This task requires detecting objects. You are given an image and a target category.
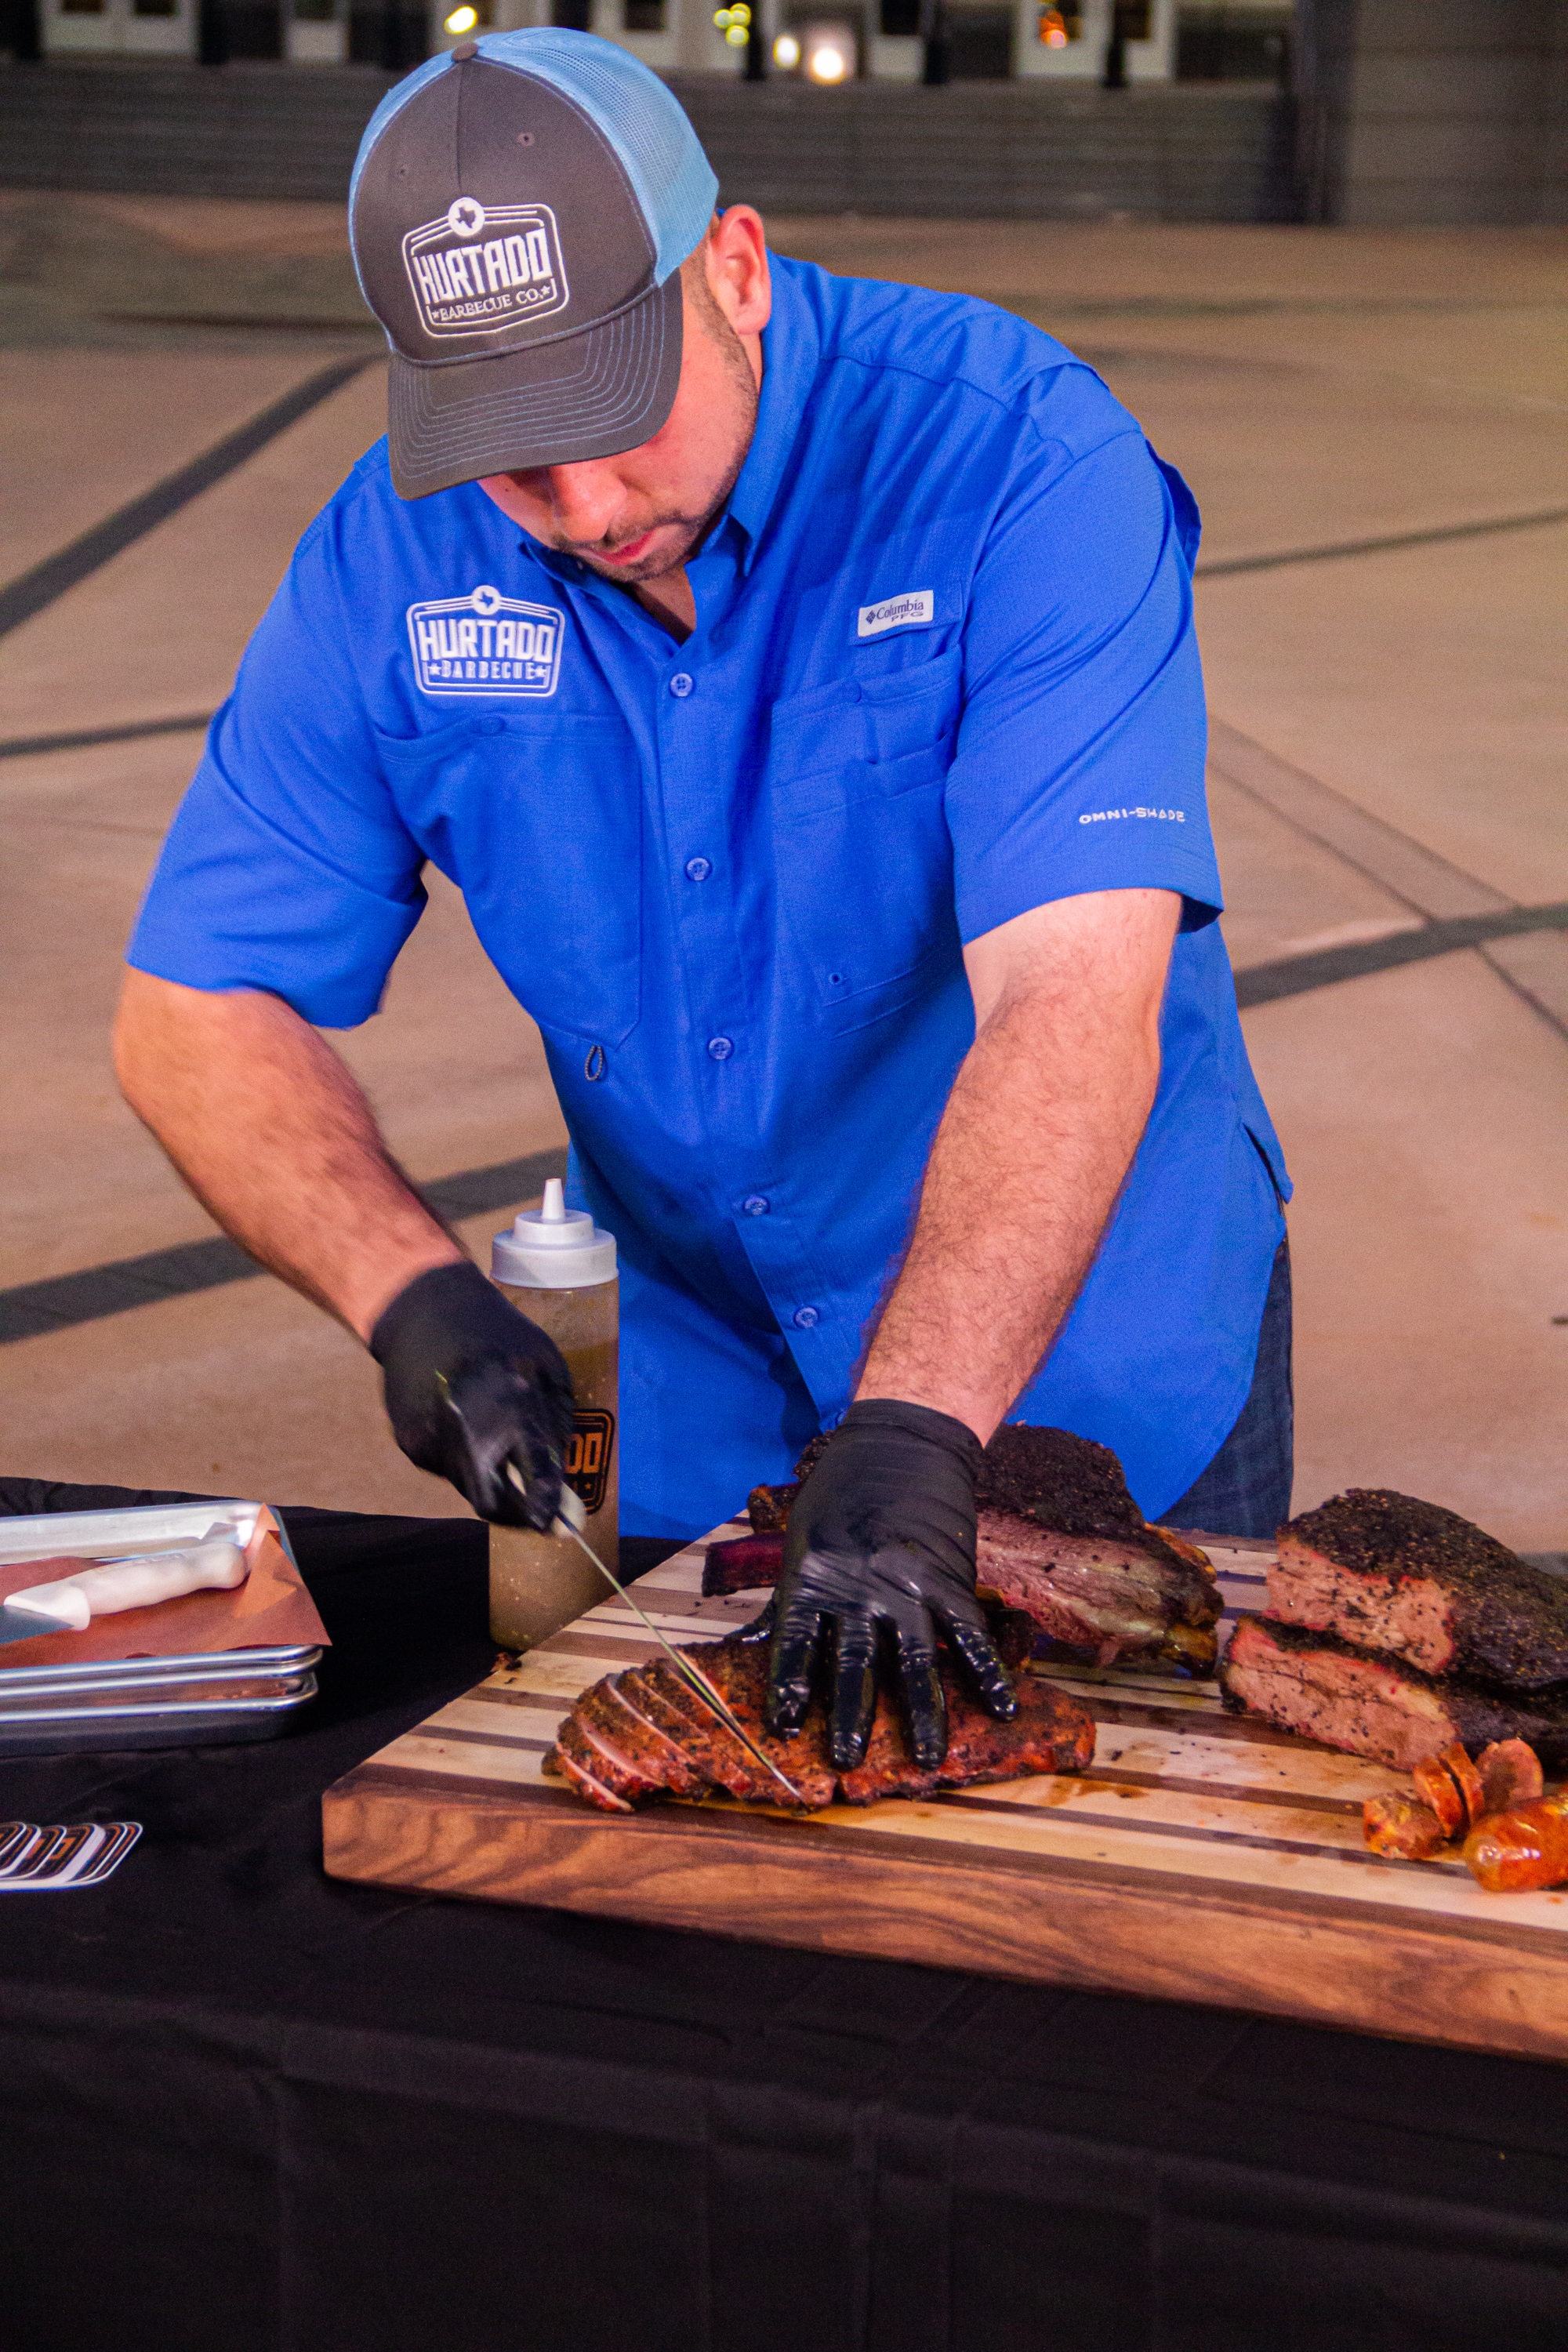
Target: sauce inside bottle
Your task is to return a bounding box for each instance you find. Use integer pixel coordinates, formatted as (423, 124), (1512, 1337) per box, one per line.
(488, 1182), (619, 1650)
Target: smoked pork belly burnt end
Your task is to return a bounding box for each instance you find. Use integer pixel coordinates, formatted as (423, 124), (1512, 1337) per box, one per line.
(547, 1635), (1096, 1813)
(720, 1425), (1223, 1675)
(1270, 1490), (1568, 1690)
(1219, 1614), (1568, 1770)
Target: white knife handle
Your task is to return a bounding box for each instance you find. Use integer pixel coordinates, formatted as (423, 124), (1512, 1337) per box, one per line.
(9, 1538), (249, 1626)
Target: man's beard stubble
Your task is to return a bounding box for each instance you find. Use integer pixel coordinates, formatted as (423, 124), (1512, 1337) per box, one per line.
(564, 295), (759, 588)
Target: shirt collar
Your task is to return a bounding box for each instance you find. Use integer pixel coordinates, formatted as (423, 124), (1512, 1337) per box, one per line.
(723, 256), (820, 574)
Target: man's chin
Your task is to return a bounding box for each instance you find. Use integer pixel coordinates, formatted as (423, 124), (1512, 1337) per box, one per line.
(565, 521), (692, 583)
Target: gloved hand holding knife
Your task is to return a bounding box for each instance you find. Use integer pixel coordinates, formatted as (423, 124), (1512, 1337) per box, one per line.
(764, 1398), (1018, 1770)
(370, 1260), (576, 1530)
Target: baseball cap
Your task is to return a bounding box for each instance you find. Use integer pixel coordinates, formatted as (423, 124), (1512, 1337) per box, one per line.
(349, 29), (720, 500)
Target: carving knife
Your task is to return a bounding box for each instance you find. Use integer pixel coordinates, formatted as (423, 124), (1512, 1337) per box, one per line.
(0, 1536), (249, 1649)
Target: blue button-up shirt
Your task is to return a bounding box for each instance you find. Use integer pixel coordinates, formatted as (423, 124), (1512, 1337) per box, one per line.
(130, 253), (1287, 1537)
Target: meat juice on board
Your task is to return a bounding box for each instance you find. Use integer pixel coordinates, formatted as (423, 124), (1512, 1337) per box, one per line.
(489, 1180), (619, 1649)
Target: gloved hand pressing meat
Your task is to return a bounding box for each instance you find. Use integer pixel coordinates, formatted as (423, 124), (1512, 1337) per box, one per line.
(370, 1260), (575, 1530)
(764, 1399), (1018, 1770)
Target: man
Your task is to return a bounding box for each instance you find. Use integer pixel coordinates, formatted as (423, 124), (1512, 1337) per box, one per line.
(115, 31), (1290, 1771)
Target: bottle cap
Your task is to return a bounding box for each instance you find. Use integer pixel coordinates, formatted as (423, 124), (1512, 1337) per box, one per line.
(492, 1178), (617, 1290)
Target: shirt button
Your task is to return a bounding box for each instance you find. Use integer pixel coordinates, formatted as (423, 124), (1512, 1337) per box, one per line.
(474, 716), (506, 736)
(669, 672), (695, 699)
(793, 1306), (821, 1330)
(707, 1035), (735, 1062)
(684, 856), (713, 882)
(742, 1195), (769, 1217)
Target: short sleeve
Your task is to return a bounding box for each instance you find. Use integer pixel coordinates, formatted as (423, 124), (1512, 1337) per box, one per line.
(126, 504), (426, 1029)
(946, 423), (1220, 944)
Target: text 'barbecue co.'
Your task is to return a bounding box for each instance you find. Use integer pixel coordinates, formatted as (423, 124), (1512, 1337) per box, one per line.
(402, 198), (568, 337)
(407, 585), (564, 698)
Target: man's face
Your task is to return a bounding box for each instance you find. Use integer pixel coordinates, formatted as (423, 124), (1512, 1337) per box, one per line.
(477, 215), (769, 589)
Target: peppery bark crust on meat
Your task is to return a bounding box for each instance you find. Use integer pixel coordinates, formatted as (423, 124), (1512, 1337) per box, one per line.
(1272, 1489), (1568, 1690)
(1219, 1613), (1568, 1770)
(548, 1635), (1096, 1813)
(974, 1424), (1144, 1538)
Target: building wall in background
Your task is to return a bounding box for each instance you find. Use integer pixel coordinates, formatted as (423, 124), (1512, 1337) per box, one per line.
(1295, 0), (1568, 226)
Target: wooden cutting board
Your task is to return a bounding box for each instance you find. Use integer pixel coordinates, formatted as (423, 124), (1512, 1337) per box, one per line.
(322, 1525), (1568, 2065)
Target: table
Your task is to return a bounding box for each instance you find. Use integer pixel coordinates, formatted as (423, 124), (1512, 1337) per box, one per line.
(2, 1476), (1567, 2352)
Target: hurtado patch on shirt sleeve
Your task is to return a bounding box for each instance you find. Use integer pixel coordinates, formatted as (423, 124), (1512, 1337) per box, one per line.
(406, 583), (564, 699)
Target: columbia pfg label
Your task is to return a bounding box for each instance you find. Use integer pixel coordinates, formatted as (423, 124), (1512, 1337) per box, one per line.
(407, 584), (564, 699)
(857, 588), (934, 638)
(402, 198), (568, 340)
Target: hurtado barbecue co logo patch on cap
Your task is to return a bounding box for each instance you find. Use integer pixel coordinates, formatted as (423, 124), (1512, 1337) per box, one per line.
(347, 31), (720, 498)
(402, 198), (569, 339)
(407, 583), (564, 698)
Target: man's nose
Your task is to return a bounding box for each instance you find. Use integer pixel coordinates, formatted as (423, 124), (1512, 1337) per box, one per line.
(541, 463), (625, 546)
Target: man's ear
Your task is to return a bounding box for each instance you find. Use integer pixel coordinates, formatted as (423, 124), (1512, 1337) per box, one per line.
(703, 206), (771, 339)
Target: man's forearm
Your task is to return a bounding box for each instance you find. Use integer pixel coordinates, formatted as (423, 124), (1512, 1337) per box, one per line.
(857, 891), (1178, 1443)
(113, 970), (462, 1341)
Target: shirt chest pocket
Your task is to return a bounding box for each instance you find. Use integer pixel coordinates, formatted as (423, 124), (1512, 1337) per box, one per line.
(768, 649), (964, 1033)
(375, 710), (642, 1047)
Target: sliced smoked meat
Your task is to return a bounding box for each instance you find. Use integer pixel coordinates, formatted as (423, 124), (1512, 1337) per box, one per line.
(1269, 1489), (1568, 1690)
(550, 1635), (1095, 1814)
(1363, 1795), (1447, 1860)
(1219, 1613), (1568, 1770)
(1477, 1737), (1545, 1814)
(1411, 1752), (1467, 1836)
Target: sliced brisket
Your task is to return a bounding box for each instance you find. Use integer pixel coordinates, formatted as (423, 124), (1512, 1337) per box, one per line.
(550, 1634), (1095, 1813)
(1219, 1613), (1568, 1769)
(1270, 1489), (1568, 1690)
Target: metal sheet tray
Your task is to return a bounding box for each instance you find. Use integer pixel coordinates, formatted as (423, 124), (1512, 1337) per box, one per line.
(0, 1500), (321, 1690)
(0, 1672), (318, 1755)
(0, 1646), (323, 1700)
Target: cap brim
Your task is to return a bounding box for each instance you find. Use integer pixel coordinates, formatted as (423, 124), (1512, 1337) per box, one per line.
(387, 271), (682, 501)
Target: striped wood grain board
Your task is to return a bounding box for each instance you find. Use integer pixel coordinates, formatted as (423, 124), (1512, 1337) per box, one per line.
(322, 1525), (1568, 2063)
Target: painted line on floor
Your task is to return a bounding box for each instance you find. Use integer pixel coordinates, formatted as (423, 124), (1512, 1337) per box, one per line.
(1195, 504), (1568, 580)
(0, 1145), (568, 1347)
(0, 713), (215, 762)
(1234, 902), (1568, 1008)
(0, 355), (378, 641)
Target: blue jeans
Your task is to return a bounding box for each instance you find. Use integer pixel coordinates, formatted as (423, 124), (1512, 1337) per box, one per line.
(1163, 1236), (1293, 1537)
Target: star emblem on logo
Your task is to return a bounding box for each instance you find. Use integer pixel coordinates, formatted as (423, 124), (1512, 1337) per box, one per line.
(470, 584), (503, 615)
(447, 196), (486, 238)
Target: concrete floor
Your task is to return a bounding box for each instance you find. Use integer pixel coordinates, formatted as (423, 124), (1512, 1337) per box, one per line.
(2, 197), (1564, 1544)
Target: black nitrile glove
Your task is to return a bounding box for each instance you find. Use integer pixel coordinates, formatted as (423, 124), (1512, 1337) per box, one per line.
(370, 1260), (575, 1530)
(766, 1399), (1017, 1771)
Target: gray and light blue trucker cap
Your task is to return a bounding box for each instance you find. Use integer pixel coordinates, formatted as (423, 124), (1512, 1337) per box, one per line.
(350, 30), (719, 499)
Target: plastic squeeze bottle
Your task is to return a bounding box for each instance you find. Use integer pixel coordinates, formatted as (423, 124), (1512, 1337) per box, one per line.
(488, 1179), (619, 1650)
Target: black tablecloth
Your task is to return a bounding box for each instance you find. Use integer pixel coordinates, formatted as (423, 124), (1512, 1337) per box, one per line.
(3, 1477), (1568, 2352)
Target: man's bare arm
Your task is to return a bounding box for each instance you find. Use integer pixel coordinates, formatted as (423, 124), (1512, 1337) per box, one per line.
(855, 887), (1181, 1443)
(113, 970), (463, 1341)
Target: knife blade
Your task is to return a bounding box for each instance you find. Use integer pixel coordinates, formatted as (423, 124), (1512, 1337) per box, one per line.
(0, 1536), (249, 1649)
